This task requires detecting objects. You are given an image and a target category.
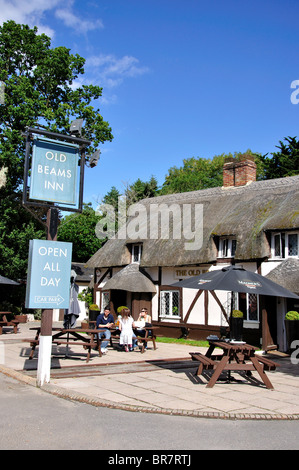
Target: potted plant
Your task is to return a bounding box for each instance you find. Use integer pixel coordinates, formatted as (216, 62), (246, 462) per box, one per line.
(13, 307), (27, 323)
(81, 317), (89, 330)
(78, 287), (93, 306)
(230, 309), (244, 341)
(88, 303), (100, 322)
(285, 311), (299, 353)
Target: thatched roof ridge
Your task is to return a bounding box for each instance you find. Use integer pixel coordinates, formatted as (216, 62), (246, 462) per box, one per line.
(87, 175), (299, 268)
(102, 264), (156, 293)
(266, 258), (299, 294)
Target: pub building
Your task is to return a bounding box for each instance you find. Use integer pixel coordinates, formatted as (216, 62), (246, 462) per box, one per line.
(87, 158), (299, 352)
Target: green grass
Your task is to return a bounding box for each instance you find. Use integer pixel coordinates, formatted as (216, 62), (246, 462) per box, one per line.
(155, 336), (209, 347)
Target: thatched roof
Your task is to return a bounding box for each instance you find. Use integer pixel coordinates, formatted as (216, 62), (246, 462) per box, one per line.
(87, 175), (299, 269)
(265, 259), (299, 294)
(71, 263), (94, 283)
(102, 264), (156, 292)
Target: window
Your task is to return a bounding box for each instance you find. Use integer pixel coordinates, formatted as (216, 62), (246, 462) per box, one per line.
(160, 290), (180, 317)
(218, 237), (237, 258)
(271, 232), (299, 259)
(131, 244), (143, 263)
(101, 291), (110, 310)
(237, 292), (259, 322)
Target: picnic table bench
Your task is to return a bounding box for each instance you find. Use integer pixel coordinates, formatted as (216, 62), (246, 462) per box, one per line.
(89, 322), (158, 353)
(134, 326), (158, 353)
(23, 327), (106, 362)
(190, 340), (279, 389)
(0, 312), (19, 334)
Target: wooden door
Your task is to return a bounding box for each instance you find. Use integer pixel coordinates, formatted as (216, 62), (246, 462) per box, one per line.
(262, 301), (277, 351)
(131, 293), (152, 320)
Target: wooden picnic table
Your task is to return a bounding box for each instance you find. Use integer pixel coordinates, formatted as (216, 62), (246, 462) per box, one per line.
(89, 322), (158, 353)
(190, 340), (279, 389)
(24, 326), (107, 362)
(0, 312), (19, 334)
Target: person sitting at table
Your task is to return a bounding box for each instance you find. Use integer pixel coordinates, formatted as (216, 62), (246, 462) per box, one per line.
(119, 308), (136, 352)
(96, 306), (114, 355)
(133, 308), (152, 348)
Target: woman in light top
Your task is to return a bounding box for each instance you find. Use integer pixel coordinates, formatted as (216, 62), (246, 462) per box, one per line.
(119, 308), (136, 352)
(137, 307), (151, 324)
(134, 308), (152, 349)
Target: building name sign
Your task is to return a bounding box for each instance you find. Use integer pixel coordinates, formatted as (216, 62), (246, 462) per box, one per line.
(29, 136), (79, 206)
(25, 239), (72, 309)
(174, 267), (207, 279)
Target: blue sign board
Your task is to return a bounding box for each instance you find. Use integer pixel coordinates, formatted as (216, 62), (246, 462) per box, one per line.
(29, 136), (79, 206)
(25, 239), (73, 309)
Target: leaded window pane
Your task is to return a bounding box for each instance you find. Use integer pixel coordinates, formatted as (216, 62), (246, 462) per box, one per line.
(288, 234), (298, 256)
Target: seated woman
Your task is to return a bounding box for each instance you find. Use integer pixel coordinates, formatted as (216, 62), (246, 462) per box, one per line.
(133, 308), (152, 348)
(118, 308), (136, 352)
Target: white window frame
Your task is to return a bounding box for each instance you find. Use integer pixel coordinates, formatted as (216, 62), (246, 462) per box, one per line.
(271, 232), (299, 259)
(131, 244), (143, 264)
(160, 289), (181, 319)
(218, 237), (237, 258)
(229, 292), (259, 325)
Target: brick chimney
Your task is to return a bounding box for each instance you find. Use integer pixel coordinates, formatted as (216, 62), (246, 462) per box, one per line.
(223, 156), (256, 188)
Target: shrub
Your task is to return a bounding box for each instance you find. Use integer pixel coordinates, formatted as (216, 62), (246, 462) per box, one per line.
(285, 311), (299, 321)
(89, 304), (99, 310)
(232, 309), (243, 318)
(117, 306), (128, 313)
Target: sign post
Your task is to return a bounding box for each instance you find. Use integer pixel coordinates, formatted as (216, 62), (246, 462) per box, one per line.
(26, 234), (72, 386)
(23, 127), (90, 386)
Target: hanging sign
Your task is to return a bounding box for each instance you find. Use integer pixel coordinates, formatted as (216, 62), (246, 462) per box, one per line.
(29, 136), (79, 205)
(25, 239), (72, 309)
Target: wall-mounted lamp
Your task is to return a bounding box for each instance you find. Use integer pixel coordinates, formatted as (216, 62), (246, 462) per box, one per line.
(87, 149), (101, 168)
(69, 118), (84, 136)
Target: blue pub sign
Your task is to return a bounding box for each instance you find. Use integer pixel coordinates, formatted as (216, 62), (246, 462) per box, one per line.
(25, 239), (73, 309)
(29, 136), (79, 206)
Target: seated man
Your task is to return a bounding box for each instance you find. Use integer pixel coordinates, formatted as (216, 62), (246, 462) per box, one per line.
(96, 306), (114, 354)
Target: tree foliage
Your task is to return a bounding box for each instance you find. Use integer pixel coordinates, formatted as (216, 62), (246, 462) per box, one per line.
(260, 136), (299, 180)
(57, 203), (103, 262)
(124, 176), (159, 204)
(0, 20), (113, 193)
(160, 151), (264, 195)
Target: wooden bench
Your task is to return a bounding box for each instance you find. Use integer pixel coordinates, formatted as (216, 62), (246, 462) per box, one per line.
(135, 334), (157, 353)
(256, 355), (280, 371)
(52, 340), (101, 362)
(0, 320), (19, 334)
(23, 339), (39, 359)
(190, 352), (216, 375)
(23, 337), (103, 362)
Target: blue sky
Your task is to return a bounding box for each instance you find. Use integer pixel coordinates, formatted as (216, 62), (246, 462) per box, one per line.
(1, 0), (299, 208)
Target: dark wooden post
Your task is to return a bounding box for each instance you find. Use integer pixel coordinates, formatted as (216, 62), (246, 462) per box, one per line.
(37, 207), (59, 386)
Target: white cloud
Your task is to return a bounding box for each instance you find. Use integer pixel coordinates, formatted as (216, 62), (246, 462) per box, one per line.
(0, 0), (103, 36)
(86, 54), (150, 88)
(55, 6), (103, 34)
(0, 0), (60, 36)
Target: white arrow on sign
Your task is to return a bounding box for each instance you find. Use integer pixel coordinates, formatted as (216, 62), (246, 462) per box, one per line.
(34, 294), (65, 306)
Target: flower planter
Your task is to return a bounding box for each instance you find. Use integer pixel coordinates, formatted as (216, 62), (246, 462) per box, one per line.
(230, 317), (243, 341)
(81, 321), (89, 330)
(14, 314), (27, 323)
(88, 309), (99, 322)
